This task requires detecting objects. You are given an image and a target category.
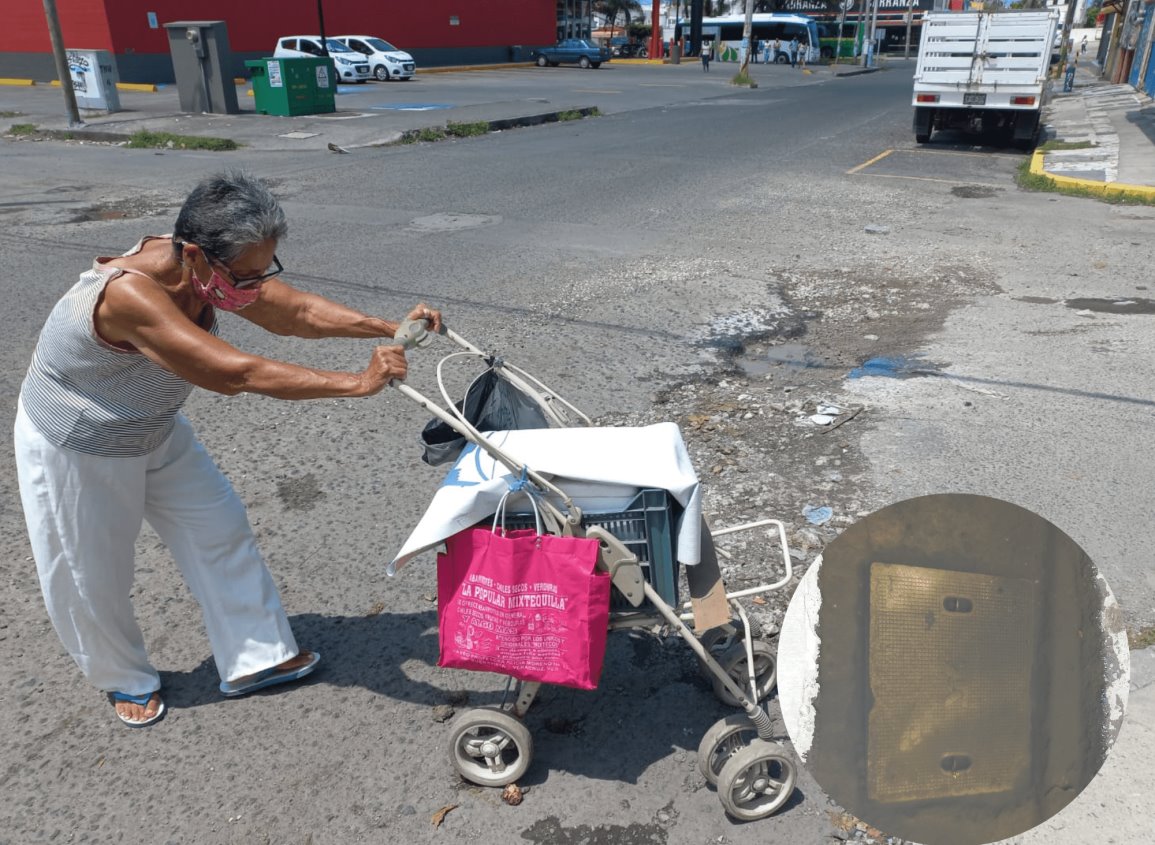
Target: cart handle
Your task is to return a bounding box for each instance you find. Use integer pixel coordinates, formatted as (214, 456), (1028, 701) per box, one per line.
(388, 319), (583, 531)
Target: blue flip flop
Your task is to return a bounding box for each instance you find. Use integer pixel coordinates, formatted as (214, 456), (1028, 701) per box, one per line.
(219, 651), (321, 698)
(110, 690), (166, 728)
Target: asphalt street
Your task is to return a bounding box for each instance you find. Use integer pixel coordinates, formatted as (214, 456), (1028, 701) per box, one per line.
(1, 62), (1152, 844)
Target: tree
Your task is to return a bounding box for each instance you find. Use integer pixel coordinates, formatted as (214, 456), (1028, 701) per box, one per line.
(596, 0), (644, 41)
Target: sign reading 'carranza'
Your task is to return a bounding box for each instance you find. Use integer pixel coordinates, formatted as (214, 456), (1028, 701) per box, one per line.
(778, 0), (935, 12)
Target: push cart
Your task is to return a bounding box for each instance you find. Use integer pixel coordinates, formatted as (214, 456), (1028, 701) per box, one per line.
(387, 320), (799, 821)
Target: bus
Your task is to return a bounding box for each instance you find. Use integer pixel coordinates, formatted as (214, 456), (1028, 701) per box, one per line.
(815, 21), (863, 60)
(676, 14), (821, 64)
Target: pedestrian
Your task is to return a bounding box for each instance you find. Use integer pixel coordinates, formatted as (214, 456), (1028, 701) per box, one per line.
(798, 39), (808, 70)
(1063, 54), (1076, 92)
(789, 36), (799, 68)
(14, 170), (443, 728)
(1080, 35), (1088, 55)
(773, 38), (781, 64)
(701, 41), (711, 72)
(762, 39), (770, 64)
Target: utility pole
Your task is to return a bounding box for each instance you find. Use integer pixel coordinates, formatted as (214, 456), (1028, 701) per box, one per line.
(904, 0), (914, 59)
(740, 0), (755, 73)
(1057, 0), (1080, 73)
(41, 0), (83, 127)
(317, 0), (329, 56)
(836, 0), (850, 64)
(868, 0), (881, 67)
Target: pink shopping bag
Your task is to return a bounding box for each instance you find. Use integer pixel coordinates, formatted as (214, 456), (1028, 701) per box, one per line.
(437, 525), (611, 690)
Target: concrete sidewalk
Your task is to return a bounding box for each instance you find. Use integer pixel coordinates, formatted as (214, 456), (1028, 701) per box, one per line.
(1039, 64), (1155, 196)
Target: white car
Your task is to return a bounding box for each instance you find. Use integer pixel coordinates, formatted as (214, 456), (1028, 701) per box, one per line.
(333, 35), (416, 81)
(273, 36), (371, 83)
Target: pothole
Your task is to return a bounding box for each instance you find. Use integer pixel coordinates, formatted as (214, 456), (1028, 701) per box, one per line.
(736, 342), (827, 377)
(408, 212), (501, 232)
(951, 185), (998, 199)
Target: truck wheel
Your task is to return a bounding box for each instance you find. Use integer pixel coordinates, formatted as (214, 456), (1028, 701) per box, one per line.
(914, 107), (934, 144)
(537, 55), (548, 67)
(579, 56), (591, 69)
(821, 46), (834, 59)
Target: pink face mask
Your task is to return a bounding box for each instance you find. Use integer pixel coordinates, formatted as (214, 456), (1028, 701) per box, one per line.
(190, 266), (261, 311)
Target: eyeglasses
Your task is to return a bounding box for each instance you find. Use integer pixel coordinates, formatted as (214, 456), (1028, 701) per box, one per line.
(202, 248), (283, 289)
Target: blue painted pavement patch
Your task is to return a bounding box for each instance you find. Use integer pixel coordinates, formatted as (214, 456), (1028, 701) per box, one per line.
(370, 103), (455, 111)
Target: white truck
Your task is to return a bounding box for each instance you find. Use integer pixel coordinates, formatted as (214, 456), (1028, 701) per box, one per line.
(912, 10), (1060, 148)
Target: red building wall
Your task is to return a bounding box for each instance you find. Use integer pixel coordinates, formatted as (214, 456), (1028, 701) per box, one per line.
(6, 0), (115, 52)
(3, 1), (554, 59)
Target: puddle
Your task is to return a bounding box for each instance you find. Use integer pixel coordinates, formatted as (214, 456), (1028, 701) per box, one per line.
(1064, 297), (1155, 314)
(849, 355), (942, 379)
(72, 208), (129, 222)
(737, 342), (825, 376)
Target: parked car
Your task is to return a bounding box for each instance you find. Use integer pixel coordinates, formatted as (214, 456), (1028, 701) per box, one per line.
(333, 35), (416, 81)
(613, 42), (649, 58)
(531, 39), (612, 69)
(273, 36), (371, 83)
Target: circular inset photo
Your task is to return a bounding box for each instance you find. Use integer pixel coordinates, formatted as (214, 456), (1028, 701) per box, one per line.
(777, 494), (1129, 845)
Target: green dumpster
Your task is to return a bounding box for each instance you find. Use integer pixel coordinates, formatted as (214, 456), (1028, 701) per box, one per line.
(246, 57), (336, 117)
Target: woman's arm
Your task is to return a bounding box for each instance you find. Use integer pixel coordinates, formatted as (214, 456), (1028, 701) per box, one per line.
(99, 275), (407, 399)
(238, 278), (441, 340)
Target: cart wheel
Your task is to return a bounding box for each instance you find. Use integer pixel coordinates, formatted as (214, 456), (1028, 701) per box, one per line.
(716, 739), (797, 821)
(697, 713), (759, 786)
(712, 640), (776, 707)
(447, 707), (533, 787)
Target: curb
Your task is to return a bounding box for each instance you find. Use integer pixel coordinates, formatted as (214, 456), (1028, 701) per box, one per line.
(375, 106), (601, 148)
(4, 127), (132, 143)
(418, 63), (534, 74)
(1029, 149), (1155, 200)
(835, 67), (883, 77)
(0, 78), (36, 86)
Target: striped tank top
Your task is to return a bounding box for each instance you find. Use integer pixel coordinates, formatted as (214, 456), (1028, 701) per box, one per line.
(19, 236), (219, 457)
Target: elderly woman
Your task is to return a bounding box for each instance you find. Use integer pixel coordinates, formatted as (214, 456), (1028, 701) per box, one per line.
(14, 171), (441, 727)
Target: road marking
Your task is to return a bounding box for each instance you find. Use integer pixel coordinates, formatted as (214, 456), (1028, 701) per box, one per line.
(895, 148), (1023, 160)
(858, 173), (1006, 188)
(847, 149), (893, 174)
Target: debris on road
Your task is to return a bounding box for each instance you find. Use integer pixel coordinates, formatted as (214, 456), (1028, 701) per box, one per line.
(431, 804), (458, 828)
(502, 784), (524, 806)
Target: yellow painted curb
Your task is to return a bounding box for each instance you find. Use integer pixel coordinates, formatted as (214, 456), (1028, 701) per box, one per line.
(0, 78), (36, 86)
(1030, 149), (1155, 200)
(50, 79), (157, 92)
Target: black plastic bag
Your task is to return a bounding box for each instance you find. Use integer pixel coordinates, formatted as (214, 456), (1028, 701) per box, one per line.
(419, 368), (550, 466)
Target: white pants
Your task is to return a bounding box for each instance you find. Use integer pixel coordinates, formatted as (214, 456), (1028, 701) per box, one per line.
(14, 402), (297, 695)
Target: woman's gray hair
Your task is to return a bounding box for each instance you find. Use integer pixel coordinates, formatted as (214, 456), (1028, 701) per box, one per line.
(173, 170), (288, 263)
